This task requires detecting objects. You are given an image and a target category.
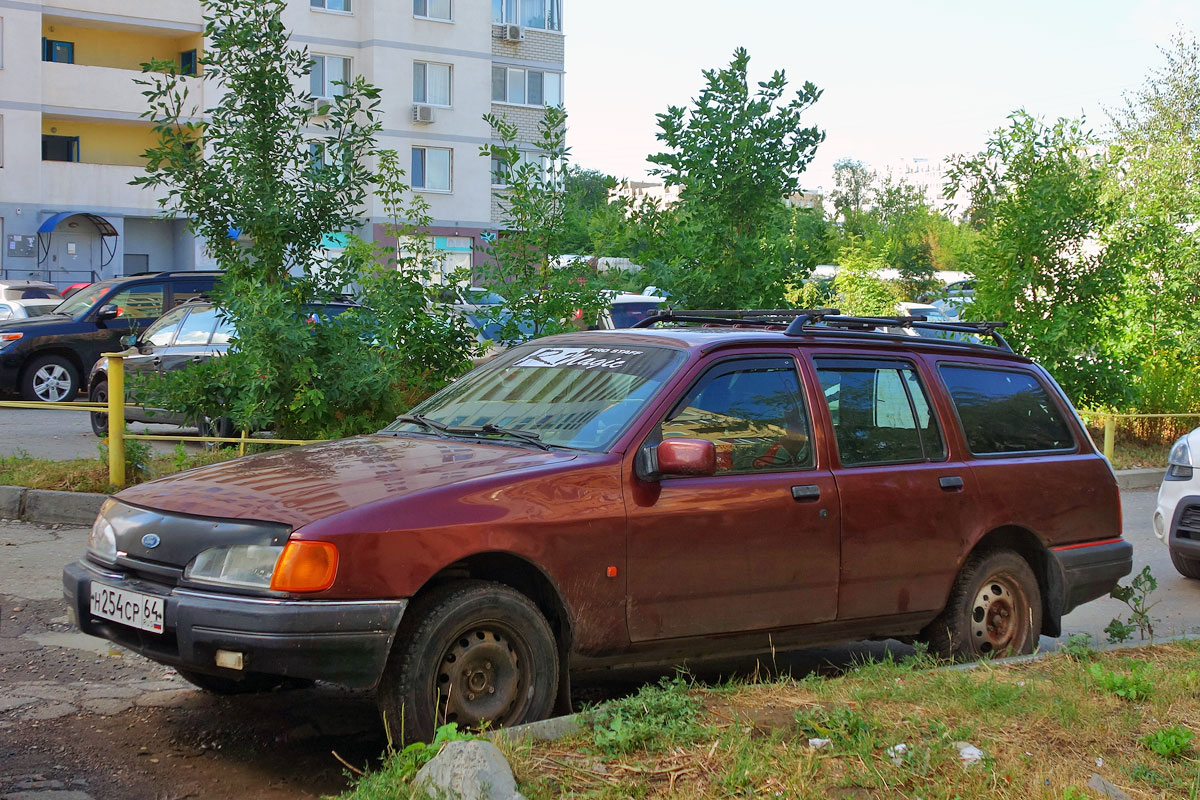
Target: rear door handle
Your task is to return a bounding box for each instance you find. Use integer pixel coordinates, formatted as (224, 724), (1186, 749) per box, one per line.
(791, 484), (821, 502)
(939, 476), (965, 491)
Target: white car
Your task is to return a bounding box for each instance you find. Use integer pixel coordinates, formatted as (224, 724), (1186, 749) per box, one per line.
(596, 292), (666, 329)
(1153, 428), (1200, 579)
(0, 298), (61, 321)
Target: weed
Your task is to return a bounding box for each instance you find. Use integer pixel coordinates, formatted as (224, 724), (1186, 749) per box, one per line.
(1087, 661), (1155, 701)
(171, 442), (191, 472)
(1060, 632), (1097, 660)
(1062, 786), (1089, 800)
(793, 704), (878, 752)
(1140, 725), (1196, 759)
(584, 674), (706, 756)
(1108, 566), (1160, 642)
(335, 722), (474, 799)
(1127, 763), (1171, 787)
(96, 437), (154, 483)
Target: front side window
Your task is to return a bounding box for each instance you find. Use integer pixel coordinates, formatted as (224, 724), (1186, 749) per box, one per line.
(143, 306), (189, 347)
(411, 146), (451, 191)
(386, 343), (686, 451)
(939, 365), (1075, 454)
(815, 358), (946, 466)
(492, 0), (561, 30)
(413, 0), (451, 20)
(310, 55), (350, 98)
(109, 283), (164, 320)
(659, 358), (813, 474)
(491, 66), (563, 106)
(175, 307), (218, 345)
(311, 0), (351, 11)
(413, 61), (451, 106)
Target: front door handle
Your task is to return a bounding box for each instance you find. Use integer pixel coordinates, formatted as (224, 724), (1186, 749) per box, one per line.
(791, 484), (821, 502)
(151, 357), (162, 367)
(939, 476), (965, 491)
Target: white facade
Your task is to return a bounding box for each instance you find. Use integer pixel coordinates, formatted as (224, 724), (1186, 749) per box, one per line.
(0, 0), (565, 285)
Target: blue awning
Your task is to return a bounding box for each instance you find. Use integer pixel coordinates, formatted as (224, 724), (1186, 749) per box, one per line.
(37, 212), (118, 237)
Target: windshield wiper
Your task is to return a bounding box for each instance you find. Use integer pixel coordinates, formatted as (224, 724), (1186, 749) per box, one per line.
(393, 413), (451, 437)
(444, 423), (551, 451)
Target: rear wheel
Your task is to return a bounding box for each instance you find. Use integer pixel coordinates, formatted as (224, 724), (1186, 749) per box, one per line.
(175, 668), (312, 695)
(1170, 548), (1200, 580)
(924, 550), (1042, 660)
(21, 354), (79, 402)
(89, 379), (109, 437)
(377, 580), (559, 744)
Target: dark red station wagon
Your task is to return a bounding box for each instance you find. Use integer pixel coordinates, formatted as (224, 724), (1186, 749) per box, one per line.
(63, 310), (1131, 741)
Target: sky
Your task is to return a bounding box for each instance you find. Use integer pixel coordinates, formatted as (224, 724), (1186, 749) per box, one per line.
(565, 0), (1200, 195)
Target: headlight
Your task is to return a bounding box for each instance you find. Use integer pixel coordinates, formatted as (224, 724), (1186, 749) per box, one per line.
(184, 545), (284, 589)
(87, 514), (118, 565)
(1167, 436), (1193, 481)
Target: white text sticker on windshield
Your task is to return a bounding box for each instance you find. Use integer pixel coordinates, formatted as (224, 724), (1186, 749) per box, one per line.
(514, 347), (643, 370)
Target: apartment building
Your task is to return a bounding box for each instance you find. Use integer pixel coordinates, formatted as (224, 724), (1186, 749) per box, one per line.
(0, 0), (565, 286)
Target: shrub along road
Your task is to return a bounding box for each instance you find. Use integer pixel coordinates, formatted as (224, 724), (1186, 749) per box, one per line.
(0, 489), (1195, 798)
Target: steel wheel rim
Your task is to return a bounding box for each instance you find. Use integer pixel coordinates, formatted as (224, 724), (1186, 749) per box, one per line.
(435, 623), (532, 730)
(969, 574), (1029, 656)
(93, 385), (108, 428)
(33, 365), (71, 401)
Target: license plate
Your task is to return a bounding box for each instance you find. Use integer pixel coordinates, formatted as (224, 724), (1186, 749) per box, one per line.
(89, 581), (165, 634)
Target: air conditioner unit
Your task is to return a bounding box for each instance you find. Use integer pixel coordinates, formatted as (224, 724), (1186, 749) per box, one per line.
(504, 24), (524, 41)
(412, 103), (435, 124)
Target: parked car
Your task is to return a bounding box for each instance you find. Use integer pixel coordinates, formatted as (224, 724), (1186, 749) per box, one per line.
(0, 271), (221, 402)
(0, 280), (63, 303)
(596, 292), (666, 329)
(1153, 428), (1200, 579)
(63, 309), (1129, 743)
(63, 282), (92, 298)
(87, 297), (360, 436)
(0, 298), (62, 321)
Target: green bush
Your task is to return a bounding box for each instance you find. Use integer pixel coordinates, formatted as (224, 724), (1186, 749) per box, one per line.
(584, 674), (706, 756)
(1140, 725), (1195, 760)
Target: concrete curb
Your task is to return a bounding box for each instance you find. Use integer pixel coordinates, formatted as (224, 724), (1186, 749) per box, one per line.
(1115, 468), (1165, 490)
(942, 632), (1200, 672)
(0, 486), (107, 526)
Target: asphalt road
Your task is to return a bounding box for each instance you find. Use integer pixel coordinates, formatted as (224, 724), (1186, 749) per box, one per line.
(0, 406), (206, 461)
(1, 488), (1195, 799)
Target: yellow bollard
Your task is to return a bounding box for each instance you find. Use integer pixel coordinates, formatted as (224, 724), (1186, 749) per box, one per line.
(239, 428), (248, 458)
(103, 352), (126, 488)
(1103, 415), (1115, 463)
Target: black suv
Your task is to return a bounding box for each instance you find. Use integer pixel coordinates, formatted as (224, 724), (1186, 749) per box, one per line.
(0, 271), (222, 402)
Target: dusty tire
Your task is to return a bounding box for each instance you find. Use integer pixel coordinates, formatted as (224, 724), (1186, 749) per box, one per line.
(21, 354), (79, 402)
(89, 379), (109, 437)
(1170, 549), (1200, 580)
(203, 415), (236, 446)
(924, 550), (1042, 660)
(175, 668), (312, 695)
(377, 580), (558, 744)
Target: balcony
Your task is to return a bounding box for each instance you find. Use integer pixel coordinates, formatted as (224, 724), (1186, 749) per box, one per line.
(43, 2), (203, 30)
(40, 161), (163, 213)
(42, 61), (203, 119)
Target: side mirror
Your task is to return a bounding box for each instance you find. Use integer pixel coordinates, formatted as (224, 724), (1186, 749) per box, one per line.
(96, 304), (120, 322)
(637, 438), (716, 480)
(119, 334), (138, 348)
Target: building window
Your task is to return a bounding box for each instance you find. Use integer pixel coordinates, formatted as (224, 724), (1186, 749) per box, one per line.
(42, 135), (79, 163)
(0, 18), (5, 70)
(180, 49), (197, 76)
(413, 0), (451, 21)
(491, 66), (562, 107)
(311, 0), (351, 11)
(491, 152), (551, 187)
(413, 62), (451, 106)
(310, 55), (350, 99)
(412, 146), (451, 192)
(492, 0), (561, 31)
(42, 39), (74, 64)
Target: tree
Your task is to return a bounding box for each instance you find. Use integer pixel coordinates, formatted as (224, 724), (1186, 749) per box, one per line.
(945, 111), (1123, 405)
(1104, 28), (1200, 412)
(561, 166), (617, 254)
(132, 0), (471, 437)
(477, 106), (609, 344)
(831, 239), (900, 316)
(830, 158), (876, 236)
(646, 47), (825, 308)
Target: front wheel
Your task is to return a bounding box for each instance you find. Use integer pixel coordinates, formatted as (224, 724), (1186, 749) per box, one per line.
(377, 580), (559, 744)
(21, 354), (79, 402)
(1170, 548), (1200, 580)
(89, 379), (109, 437)
(924, 550), (1042, 660)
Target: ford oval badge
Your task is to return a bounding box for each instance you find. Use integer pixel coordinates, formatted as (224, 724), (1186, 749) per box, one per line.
(141, 533), (161, 549)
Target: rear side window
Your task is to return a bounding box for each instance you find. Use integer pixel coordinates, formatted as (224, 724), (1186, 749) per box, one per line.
(938, 365), (1074, 454)
(815, 358), (945, 466)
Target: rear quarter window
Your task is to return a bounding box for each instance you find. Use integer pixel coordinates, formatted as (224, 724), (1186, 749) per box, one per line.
(938, 364), (1075, 455)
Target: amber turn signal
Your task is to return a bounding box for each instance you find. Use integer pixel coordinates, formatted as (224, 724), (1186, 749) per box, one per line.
(270, 541), (338, 592)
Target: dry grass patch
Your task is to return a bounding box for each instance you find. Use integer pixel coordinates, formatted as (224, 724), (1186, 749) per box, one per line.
(0, 446), (238, 494)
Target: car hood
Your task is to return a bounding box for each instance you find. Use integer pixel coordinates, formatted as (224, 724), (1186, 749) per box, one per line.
(0, 312), (78, 332)
(115, 434), (578, 529)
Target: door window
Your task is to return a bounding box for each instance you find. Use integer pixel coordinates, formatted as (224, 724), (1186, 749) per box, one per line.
(174, 306), (218, 345)
(659, 358), (812, 473)
(142, 305), (188, 346)
(108, 283), (164, 320)
(938, 365), (1074, 454)
(815, 358), (945, 466)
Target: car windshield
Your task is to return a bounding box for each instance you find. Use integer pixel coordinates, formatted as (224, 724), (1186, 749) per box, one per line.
(610, 301), (663, 328)
(14, 287), (62, 300)
(384, 342), (686, 451)
(23, 304), (59, 318)
(53, 280), (120, 316)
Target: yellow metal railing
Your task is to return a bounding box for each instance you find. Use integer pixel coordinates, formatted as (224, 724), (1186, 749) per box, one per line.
(0, 352), (320, 487)
(1078, 410), (1200, 462)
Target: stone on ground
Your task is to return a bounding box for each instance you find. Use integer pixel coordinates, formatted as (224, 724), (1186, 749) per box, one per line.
(413, 739), (525, 800)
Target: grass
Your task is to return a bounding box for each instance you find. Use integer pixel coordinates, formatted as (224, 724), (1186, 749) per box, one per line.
(0, 444), (238, 494)
(1108, 440), (1172, 471)
(337, 641), (1200, 799)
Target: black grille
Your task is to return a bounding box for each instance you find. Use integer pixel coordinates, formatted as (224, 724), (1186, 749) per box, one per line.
(1179, 505), (1200, 538)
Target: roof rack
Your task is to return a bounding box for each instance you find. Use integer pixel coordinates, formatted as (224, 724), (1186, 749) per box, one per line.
(632, 308), (1013, 353)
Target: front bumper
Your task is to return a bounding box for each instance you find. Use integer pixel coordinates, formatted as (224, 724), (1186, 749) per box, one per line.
(64, 559), (406, 689)
(1052, 538), (1134, 615)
